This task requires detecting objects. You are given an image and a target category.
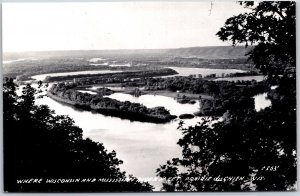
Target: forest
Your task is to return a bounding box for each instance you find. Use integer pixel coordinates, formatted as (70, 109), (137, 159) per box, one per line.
(43, 68), (177, 83)
(143, 76), (269, 115)
(48, 83), (177, 123)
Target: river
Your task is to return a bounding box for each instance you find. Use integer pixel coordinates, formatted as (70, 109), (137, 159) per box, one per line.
(26, 68), (267, 190)
(3, 57), (38, 64)
(34, 91), (201, 190)
(168, 66), (246, 77)
(31, 70), (123, 81)
(106, 93), (200, 116)
(253, 93), (271, 111)
(32, 88), (270, 190)
(214, 75), (264, 82)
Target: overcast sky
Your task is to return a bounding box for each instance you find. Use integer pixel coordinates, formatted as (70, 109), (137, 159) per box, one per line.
(3, 1), (247, 52)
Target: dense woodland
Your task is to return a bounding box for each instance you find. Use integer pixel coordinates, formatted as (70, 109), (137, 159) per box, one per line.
(48, 83), (176, 123)
(44, 68), (177, 83)
(143, 76), (268, 115)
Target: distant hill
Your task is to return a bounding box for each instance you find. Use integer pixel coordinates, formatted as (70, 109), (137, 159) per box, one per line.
(166, 46), (253, 59)
(3, 46), (253, 61)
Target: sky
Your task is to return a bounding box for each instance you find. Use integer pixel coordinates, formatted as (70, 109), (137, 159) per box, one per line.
(3, 1), (247, 52)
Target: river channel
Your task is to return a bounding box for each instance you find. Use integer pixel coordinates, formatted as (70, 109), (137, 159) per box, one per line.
(28, 68), (268, 190)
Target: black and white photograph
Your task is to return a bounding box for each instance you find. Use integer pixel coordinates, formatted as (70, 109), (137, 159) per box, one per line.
(2, 1), (297, 192)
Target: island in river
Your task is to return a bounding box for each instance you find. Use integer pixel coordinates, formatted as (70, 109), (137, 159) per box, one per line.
(48, 83), (177, 123)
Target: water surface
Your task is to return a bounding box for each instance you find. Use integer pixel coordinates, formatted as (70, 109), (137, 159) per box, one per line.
(168, 67), (246, 77)
(254, 93), (271, 111)
(106, 93), (200, 116)
(31, 70), (123, 81)
(32, 87), (202, 190)
(20, 80), (271, 190)
(89, 57), (106, 62)
(214, 75), (264, 82)
(77, 90), (97, 95)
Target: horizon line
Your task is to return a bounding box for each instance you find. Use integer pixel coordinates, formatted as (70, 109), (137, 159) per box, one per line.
(3, 45), (252, 54)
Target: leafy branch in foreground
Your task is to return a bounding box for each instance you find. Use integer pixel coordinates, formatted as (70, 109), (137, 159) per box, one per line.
(217, 1), (295, 80)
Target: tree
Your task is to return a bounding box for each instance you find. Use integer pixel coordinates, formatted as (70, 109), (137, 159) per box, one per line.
(217, 1), (295, 81)
(157, 1), (296, 191)
(3, 79), (153, 192)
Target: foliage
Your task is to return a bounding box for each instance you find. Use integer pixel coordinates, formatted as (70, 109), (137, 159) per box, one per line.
(48, 83), (176, 123)
(217, 1), (295, 80)
(44, 68), (177, 83)
(3, 78), (153, 192)
(157, 1), (296, 191)
(145, 76), (266, 95)
(158, 103), (296, 191)
(145, 76), (268, 115)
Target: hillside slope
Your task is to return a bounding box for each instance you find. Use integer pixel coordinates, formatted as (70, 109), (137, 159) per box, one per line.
(166, 46), (253, 59)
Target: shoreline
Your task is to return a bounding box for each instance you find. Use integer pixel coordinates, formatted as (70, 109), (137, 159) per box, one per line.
(47, 91), (177, 124)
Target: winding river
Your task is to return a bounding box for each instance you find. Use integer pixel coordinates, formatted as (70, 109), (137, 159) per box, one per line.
(27, 68), (268, 190)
